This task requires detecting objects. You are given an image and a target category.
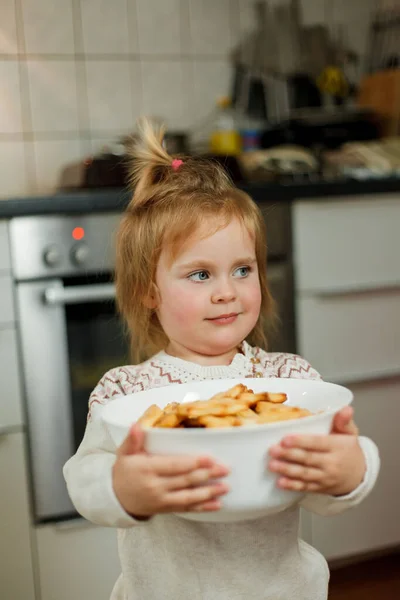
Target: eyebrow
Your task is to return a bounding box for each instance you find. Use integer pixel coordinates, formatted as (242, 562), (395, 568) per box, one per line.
(177, 257), (257, 271)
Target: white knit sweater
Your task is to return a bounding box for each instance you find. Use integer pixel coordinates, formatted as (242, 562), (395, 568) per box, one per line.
(63, 343), (380, 600)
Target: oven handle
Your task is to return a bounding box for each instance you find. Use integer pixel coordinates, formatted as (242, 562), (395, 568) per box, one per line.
(44, 283), (116, 305)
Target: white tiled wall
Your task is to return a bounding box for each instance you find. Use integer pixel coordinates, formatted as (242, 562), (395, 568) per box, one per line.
(0, 0), (376, 198)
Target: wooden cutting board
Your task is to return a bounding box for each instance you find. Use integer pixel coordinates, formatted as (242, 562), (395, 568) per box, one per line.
(357, 69), (400, 135)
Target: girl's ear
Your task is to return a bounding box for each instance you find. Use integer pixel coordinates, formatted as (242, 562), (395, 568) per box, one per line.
(143, 283), (159, 309)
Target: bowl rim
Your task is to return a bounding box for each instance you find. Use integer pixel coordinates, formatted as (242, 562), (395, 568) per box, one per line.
(101, 378), (353, 436)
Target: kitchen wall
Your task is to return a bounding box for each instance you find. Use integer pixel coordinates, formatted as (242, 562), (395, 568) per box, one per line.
(0, 0), (376, 198)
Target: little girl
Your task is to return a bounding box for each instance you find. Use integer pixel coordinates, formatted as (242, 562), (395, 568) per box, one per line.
(64, 119), (380, 600)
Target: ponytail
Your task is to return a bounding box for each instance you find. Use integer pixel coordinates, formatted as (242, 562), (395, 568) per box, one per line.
(128, 118), (173, 207)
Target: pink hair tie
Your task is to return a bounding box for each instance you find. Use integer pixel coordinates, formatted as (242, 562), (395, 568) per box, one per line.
(171, 159), (183, 171)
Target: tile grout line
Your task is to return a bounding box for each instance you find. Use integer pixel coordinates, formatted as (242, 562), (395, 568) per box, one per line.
(180, 0), (193, 128)
(71, 0), (91, 154)
(127, 0), (144, 127)
(0, 53), (232, 61)
(229, 0), (239, 56)
(229, 0), (240, 102)
(13, 0), (37, 194)
(180, 0), (191, 55)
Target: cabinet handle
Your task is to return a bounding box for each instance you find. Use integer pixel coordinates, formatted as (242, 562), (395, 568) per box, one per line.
(336, 369), (400, 387)
(314, 284), (400, 298)
(0, 424), (21, 437)
(54, 518), (92, 531)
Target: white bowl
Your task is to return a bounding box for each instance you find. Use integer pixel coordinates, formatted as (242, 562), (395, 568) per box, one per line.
(102, 378), (352, 523)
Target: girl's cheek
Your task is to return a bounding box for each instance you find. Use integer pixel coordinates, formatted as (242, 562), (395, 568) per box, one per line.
(245, 281), (262, 308)
(165, 288), (202, 324)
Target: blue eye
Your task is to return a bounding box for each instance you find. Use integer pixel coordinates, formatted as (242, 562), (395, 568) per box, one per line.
(234, 266), (250, 278)
(188, 270), (209, 282)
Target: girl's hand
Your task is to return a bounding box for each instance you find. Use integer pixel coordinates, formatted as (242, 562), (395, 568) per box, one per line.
(268, 407), (366, 496)
(112, 424), (230, 518)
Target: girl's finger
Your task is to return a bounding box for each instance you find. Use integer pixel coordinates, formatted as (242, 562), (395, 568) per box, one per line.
(117, 424), (145, 456)
(331, 407), (359, 435)
(269, 446), (324, 468)
(281, 434), (332, 452)
(165, 464), (229, 491)
(189, 499), (223, 512)
(277, 477), (322, 492)
(269, 459), (323, 483)
(149, 454), (216, 476)
(164, 482), (229, 510)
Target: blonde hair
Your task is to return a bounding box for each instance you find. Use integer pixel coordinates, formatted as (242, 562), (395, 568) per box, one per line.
(116, 118), (276, 363)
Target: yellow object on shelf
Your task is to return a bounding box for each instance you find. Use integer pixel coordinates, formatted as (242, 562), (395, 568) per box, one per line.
(210, 131), (242, 155)
(209, 96), (242, 155)
(317, 66), (349, 97)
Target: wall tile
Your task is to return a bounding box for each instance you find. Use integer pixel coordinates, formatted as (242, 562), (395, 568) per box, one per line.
(88, 136), (117, 154)
(25, 60), (79, 133)
(0, 60), (23, 133)
(21, 0), (75, 54)
(3, 0), (380, 200)
(237, 0), (257, 37)
(81, 0), (132, 54)
(85, 60), (141, 133)
(33, 139), (82, 193)
(0, 142), (28, 198)
(190, 59), (232, 124)
(141, 60), (185, 129)
(300, 0), (326, 25)
(189, 0), (233, 55)
(331, 0), (376, 60)
(136, 0), (182, 55)
(0, 0), (19, 54)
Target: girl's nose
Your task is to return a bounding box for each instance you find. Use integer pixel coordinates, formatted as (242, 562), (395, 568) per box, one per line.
(211, 282), (237, 304)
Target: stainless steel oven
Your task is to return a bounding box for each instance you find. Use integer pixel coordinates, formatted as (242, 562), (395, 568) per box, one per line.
(10, 213), (128, 522)
(9, 204), (294, 524)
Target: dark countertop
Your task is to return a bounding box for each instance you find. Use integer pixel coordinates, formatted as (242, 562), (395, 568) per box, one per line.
(1, 177), (400, 218)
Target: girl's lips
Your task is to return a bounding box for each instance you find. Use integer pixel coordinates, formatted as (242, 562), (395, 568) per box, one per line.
(207, 313), (239, 325)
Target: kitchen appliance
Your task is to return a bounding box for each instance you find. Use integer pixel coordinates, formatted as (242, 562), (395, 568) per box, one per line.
(59, 132), (189, 190)
(59, 149), (243, 190)
(260, 109), (381, 150)
(9, 206), (294, 523)
(59, 152), (129, 189)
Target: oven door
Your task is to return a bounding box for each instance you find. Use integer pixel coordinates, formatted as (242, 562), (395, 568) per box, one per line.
(16, 278), (127, 522)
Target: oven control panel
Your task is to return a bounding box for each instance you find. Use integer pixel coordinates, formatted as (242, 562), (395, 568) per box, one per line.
(9, 213), (122, 280)
(70, 242), (89, 266)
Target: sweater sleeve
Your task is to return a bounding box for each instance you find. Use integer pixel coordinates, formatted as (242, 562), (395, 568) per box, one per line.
(300, 436), (380, 516)
(63, 370), (143, 528)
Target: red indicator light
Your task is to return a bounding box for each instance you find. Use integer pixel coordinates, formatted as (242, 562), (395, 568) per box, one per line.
(72, 227), (85, 241)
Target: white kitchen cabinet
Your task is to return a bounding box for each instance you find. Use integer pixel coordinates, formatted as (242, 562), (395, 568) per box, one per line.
(293, 196), (400, 562)
(36, 520), (120, 600)
(293, 195), (400, 293)
(0, 221), (11, 271)
(311, 377), (400, 561)
(0, 432), (36, 600)
(0, 275), (14, 324)
(0, 327), (24, 428)
(296, 288), (400, 383)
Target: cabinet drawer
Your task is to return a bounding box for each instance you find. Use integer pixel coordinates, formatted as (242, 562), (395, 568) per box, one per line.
(0, 221), (10, 271)
(0, 432), (35, 600)
(0, 275), (14, 324)
(296, 288), (400, 382)
(36, 521), (120, 600)
(0, 328), (23, 428)
(293, 196), (400, 293)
